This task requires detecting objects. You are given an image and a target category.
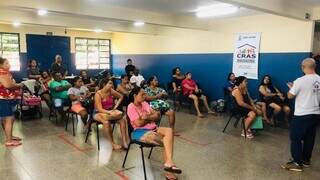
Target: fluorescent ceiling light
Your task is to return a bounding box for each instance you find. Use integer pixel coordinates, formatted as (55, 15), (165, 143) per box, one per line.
(37, 9), (48, 16)
(94, 29), (103, 33)
(13, 21), (21, 27)
(133, 21), (145, 27)
(195, 3), (239, 18)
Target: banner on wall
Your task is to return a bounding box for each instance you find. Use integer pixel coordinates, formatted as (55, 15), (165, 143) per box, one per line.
(232, 32), (261, 79)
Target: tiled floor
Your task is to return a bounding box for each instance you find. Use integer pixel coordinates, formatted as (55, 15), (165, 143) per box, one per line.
(0, 108), (320, 180)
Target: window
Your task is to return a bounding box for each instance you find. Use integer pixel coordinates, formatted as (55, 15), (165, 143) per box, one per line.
(0, 33), (20, 71)
(75, 38), (111, 69)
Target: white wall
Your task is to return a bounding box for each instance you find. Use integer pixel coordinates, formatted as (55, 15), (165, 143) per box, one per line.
(112, 14), (314, 54)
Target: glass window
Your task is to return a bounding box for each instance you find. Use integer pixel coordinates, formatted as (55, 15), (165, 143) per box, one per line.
(0, 33), (20, 71)
(75, 38), (111, 70)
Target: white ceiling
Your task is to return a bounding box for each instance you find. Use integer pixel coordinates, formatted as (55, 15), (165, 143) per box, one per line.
(0, 0), (318, 34)
(77, 0), (259, 17)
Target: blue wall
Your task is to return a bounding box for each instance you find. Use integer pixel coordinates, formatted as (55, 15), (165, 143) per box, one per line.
(112, 52), (310, 100)
(13, 51), (310, 101)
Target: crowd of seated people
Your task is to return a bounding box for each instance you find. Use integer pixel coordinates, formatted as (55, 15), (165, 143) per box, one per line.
(226, 72), (292, 138)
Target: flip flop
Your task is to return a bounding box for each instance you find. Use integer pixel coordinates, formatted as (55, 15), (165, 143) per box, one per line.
(164, 165), (182, 174)
(12, 136), (22, 141)
(5, 141), (22, 147)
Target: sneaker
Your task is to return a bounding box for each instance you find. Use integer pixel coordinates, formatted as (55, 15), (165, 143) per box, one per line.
(302, 161), (311, 168)
(281, 161), (303, 172)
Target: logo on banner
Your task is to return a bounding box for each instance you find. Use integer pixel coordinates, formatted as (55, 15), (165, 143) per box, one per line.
(236, 44), (256, 63)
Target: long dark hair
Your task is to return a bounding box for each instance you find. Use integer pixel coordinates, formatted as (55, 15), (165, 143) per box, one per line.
(234, 76), (247, 86)
(260, 75), (276, 93)
(98, 78), (113, 90)
(172, 67), (180, 75)
(227, 72), (235, 81)
(147, 76), (157, 86)
(129, 87), (142, 103)
(0, 57), (7, 65)
(28, 59), (38, 68)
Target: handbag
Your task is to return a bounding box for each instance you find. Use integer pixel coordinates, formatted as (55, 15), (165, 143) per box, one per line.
(251, 116), (264, 129)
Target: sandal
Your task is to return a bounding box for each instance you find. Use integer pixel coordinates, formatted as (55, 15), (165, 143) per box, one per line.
(164, 165), (182, 174)
(5, 140), (22, 147)
(12, 136), (22, 141)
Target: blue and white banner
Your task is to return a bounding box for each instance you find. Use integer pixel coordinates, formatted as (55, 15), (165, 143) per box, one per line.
(233, 32), (261, 79)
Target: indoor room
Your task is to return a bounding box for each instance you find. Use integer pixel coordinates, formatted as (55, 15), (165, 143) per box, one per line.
(0, 0), (320, 180)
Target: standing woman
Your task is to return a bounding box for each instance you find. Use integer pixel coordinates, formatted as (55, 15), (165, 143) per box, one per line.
(94, 78), (129, 150)
(0, 57), (23, 147)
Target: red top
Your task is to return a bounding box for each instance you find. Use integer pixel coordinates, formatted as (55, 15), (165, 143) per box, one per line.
(181, 79), (196, 96)
(0, 68), (21, 100)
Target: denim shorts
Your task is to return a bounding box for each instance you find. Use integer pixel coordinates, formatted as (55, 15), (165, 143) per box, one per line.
(132, 129), (152, 141)
(0, 99), (18, 118)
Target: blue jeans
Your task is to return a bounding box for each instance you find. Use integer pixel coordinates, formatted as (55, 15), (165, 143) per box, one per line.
(290, 115), (319, 164)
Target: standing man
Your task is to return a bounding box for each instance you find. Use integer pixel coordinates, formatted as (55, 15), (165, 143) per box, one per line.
(51, 54), (67, 77)
(282, 58), (320, 172)
(125, 59), (136, 78)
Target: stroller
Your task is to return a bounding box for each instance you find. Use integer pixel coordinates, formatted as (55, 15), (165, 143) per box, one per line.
(17, 80), (43, 120)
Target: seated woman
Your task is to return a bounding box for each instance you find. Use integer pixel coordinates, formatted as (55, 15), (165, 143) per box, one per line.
(39, 71), (52, 109)
(259, 75), (291, 125)
(145, 76), (175, 130)
(116, 74), (133, 107)
(79, 70), (96, 91)
(68, 76), (92, 131)
(181, 72), (215, 117)
(94, 78), (128, 150)
(171, 67), (185, 93)
(224, 72), (236, 94)
(127, 87), (182, 178)
(48, 72), (72, 120)
(27, 59), (41, 80)
(232, 76), (269, 138)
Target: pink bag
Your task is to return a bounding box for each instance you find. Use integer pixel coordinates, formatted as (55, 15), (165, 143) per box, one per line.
(23, 95), (42, 106)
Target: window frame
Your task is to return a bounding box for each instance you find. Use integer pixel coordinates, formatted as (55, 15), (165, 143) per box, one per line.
(0, 32), (21, 71)
(74, 37), (111, 70)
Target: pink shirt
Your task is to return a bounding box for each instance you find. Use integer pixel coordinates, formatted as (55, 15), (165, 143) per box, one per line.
(127, 101), (157, 130)
(182, 79), (196, 95)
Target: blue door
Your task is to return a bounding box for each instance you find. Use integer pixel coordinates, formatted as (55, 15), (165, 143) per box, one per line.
(26, 34), (71, 73)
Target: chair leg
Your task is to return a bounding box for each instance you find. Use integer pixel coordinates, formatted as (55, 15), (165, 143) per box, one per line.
(148, 147), (153, 159)
(140, 146), (147, 180)
(222, 114), (234, 132)
(96, 123), (100, 151)
(65, 113), (69, 131)
(72, 114), (76, 136)
(85, 119), (92, 143)
(122, 142), (132, 168)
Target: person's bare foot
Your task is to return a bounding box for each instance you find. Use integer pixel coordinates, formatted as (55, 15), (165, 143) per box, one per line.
(166, 173), (178, 180)
(197, 113), (205, 118)
(112, 144), (122, 150)
(208, 111), (217, 116)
